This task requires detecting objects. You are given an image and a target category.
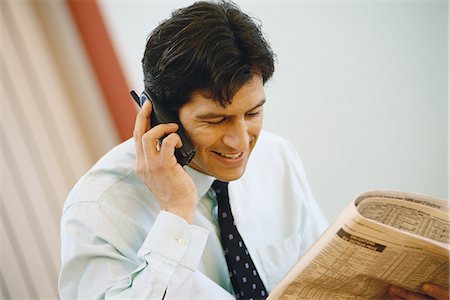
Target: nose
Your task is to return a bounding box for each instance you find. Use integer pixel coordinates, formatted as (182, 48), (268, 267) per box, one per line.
(222, 118), (250, 152)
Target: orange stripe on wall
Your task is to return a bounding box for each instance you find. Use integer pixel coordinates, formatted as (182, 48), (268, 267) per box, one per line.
(66, 0), (136, 142)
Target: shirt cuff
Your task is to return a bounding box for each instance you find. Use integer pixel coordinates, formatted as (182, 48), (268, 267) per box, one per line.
(138, 210), (209, 271)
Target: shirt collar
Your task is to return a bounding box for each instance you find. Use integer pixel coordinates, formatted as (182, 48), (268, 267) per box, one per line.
(184, 165), (215, 203)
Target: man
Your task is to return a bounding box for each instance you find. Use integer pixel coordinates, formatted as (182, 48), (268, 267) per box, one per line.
(59, 1), (447, 299)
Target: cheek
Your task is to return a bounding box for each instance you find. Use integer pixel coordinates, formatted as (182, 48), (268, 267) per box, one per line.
(188, 128), (220, 150)
(249, 118), (263, 135)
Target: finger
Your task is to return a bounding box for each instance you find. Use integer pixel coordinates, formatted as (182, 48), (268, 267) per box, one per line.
(388, 285), (428, 300)
(134, 99), (152, 135)
(388, 286), (408, 299)
(160, 132), (183, 162)
(134, 100), (152, 167)
(421, 283), (449, 300)
(142, 123), (179, 159)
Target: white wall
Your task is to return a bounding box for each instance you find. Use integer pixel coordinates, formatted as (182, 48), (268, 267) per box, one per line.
(99, 0), (448, 221)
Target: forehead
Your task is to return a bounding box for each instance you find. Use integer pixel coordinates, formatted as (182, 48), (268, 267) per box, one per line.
(184, 75), (265, 115)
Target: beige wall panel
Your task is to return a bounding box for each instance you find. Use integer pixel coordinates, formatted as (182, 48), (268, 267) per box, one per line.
(1, 0), (121, 298)
(1, 14), (68, 211)
(0, 214), (34, 299)
(7, 1), (93, 180)
(2, 88), (60, 251)
(0, 149), (58, 299)
(33, 0), (120, 162)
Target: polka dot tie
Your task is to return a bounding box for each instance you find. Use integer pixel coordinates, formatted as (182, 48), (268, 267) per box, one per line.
(212, 180), (268, 300)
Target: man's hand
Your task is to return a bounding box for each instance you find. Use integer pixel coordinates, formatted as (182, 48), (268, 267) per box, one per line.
(134, 100), (197, 223)
(388, 283), (449, 300)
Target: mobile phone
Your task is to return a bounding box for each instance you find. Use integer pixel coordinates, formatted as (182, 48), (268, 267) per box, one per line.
(130, 90), (196, 166)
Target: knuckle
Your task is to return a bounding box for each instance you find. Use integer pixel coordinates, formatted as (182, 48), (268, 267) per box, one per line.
(165, 133), (180, 145)
(162, 136), (175, 147)
(148, 126), (163, 139)
(141, 132), (153, 147)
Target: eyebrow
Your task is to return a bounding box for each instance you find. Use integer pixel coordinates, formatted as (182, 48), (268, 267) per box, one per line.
(195, 98), (266, 120)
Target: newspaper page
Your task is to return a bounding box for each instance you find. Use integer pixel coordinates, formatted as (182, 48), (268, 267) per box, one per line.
(268, 191), (449, 299)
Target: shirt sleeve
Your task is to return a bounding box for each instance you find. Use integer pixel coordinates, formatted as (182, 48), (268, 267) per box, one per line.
(59, 204), (231, 299)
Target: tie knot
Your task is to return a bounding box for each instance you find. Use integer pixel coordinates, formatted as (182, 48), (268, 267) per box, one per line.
(212, 180), (228, 193)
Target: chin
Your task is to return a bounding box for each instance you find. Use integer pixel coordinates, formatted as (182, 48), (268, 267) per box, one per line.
(213, 166), (247, 182)
(189, 161), (247, 182)
(215, 174), (241, 182)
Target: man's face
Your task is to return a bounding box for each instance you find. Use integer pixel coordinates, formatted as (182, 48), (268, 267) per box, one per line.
(179, 74), (265, 182)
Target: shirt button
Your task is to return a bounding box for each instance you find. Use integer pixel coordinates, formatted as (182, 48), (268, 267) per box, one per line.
(176, 238), (186, 246)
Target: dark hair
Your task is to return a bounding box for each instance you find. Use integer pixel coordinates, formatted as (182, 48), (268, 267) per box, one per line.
(142, 0), (275, 113)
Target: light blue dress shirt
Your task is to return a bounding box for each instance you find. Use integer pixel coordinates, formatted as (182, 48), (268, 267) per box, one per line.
(59, 131), (328, 299)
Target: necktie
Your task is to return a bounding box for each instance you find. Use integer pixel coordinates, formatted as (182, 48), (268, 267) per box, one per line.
(212, 180), (268, 300)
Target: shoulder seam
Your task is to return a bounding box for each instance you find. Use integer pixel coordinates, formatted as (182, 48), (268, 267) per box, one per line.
(62, 169), (136, 214)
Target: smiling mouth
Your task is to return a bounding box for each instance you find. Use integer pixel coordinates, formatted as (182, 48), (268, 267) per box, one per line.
(213, 151), (244, 159)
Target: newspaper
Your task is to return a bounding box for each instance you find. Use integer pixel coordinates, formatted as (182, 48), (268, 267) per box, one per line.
(268, 191), (450, 299)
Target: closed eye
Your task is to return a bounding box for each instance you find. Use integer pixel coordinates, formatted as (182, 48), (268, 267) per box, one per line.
(245, 109), (263, 119)
(246, 111), (262, 117)
(206, 117), (227, 126)
(206, 111), (262, 125)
